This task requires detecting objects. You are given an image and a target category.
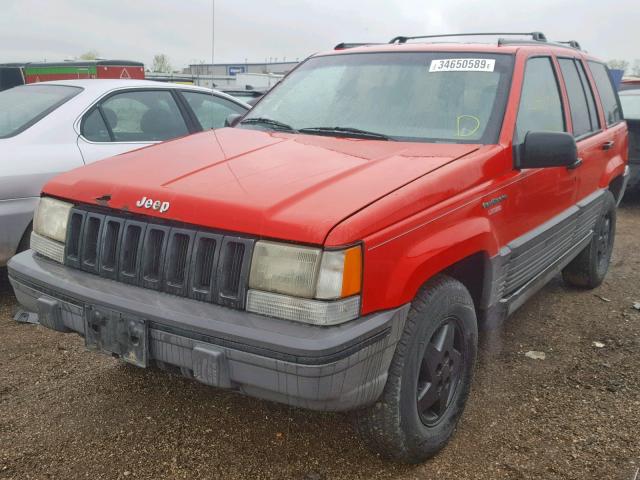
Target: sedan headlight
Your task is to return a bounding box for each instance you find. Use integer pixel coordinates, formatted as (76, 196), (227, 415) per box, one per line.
(31, 197), (73, 262)
(247, 241), (362, 325)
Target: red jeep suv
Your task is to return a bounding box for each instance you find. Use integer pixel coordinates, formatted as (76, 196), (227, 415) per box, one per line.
(8, 32), (630, 463)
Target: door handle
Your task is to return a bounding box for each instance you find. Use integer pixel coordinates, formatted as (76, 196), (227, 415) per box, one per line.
(602, 140), (615, 151)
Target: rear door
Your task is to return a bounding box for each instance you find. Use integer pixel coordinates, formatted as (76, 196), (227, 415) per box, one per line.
(77, 88), (194, 164)
(555, 56), (608, 202)
(574, 61), (626, 199)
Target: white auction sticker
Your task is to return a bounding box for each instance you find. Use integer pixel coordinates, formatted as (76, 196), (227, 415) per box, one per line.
(429, 58), (496, 72)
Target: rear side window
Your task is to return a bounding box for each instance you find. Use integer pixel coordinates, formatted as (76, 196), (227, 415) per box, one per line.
(558, 58), (600, 137)
(0, 84), (81, 138)
(575, 61), (600, 131)
(85, 90), (189, 142)
(515, 57), (565, 144)
(588, 61), (623, 126)
(182, 92), (247, 130)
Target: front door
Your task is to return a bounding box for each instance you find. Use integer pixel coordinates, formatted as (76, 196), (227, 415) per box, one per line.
(500, 55), (578, 243)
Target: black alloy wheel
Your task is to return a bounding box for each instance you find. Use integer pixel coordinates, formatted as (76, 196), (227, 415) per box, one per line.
(417, 318), (465, 426)
(562, 190), (617, 289)
(595, 213), (612, 272)
(354, 275), (478, 463)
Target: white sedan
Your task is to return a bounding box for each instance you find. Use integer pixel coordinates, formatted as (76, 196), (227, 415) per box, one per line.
(0, 79), (250, 267)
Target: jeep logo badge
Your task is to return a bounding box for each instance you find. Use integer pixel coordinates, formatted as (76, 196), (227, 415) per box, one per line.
(135, 196), (170, 213)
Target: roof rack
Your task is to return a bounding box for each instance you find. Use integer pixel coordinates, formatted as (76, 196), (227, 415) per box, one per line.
(386, 32), (584, 51)
(389, 32), (548, 44)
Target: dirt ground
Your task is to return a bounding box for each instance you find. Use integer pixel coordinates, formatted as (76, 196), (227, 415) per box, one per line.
(1, 199), (639, 480)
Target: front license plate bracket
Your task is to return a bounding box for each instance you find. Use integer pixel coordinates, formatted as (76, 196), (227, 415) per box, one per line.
(84, 306), (148, 367)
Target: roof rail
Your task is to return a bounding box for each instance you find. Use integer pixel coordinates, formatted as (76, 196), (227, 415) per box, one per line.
(497, 38), (583, 51)
(389, 32), (547, 44)
(334, 42), (383, 50)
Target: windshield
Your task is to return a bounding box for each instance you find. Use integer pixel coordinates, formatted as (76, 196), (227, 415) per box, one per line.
(0, 84), (82, 138)
(242, 52), (514, 143)
(620, 91), (640, 120)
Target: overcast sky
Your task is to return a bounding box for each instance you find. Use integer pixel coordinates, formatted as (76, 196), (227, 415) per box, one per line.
(1, 0), (638, 70)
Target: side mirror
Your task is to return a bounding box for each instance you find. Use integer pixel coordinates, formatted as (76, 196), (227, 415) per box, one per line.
(225, 114), (243, 128)
(516, 131), (581, 170)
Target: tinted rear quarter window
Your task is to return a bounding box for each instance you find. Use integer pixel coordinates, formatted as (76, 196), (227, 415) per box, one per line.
(82, 108), (111, 142)
(588, 61), (623, 126)
(0, 84), (82, 138)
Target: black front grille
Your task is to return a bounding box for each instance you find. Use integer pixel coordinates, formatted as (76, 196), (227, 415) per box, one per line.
(64, 207), (254, 309)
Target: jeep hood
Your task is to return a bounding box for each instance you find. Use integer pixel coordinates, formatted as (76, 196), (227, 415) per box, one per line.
(44, 128), (479, 245)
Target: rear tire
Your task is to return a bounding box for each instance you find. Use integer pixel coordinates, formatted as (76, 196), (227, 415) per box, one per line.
(562, 191), (616, 289)
(354, 275), (478, 463)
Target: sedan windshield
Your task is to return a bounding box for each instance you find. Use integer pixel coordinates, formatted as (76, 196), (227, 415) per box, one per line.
(241, 52), (514, 143)
(0, 84), (82, 138)
(620, 90), (640, 120)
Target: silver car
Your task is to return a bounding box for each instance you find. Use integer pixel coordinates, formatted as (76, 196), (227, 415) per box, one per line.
(0, 79), (249, 266)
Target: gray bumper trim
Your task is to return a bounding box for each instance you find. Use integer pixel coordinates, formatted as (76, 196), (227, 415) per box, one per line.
(8, 251), (408, 411)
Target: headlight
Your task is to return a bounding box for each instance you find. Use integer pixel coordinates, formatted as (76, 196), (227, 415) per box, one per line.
(31, 197), (73, 263)
(34, 197), (73, 242)
(248, 242), (322, 298)
(247, 241), (362, 325)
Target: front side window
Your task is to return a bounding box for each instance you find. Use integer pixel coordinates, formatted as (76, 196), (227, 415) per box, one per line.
(514, 57), (565, 144)
(0, 84), (81, 138)
(83, 90), (189, 142)
(182, 92), (246, 130)
(242, 52), (514, 144)
(588, 61), (623, 126)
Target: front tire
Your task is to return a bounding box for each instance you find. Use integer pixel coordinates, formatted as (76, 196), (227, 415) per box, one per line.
(354, 275), (478, 463)
(562, 191), (616, 289)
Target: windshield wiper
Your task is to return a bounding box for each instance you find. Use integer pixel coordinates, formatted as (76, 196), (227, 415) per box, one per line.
(298, 126), (393, 141)
(240, 117), (298, 133)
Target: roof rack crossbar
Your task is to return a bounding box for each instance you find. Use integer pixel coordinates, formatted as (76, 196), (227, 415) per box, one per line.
(389, 32), (547, 44)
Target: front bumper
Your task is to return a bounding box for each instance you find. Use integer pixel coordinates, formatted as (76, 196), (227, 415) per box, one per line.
(8, 251), (408, 411)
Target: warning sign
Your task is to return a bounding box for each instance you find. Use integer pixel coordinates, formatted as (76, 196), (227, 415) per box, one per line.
(120, 68), (131, 79)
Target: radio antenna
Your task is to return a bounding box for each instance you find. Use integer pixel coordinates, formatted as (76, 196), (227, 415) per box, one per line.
(211, 0), (215, 91)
